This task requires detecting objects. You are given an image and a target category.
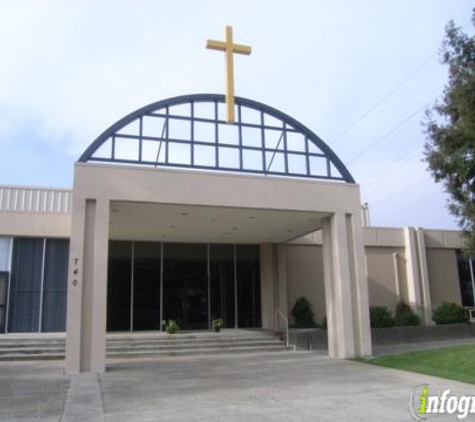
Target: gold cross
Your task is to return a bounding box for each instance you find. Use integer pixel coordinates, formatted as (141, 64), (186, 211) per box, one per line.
(206, 26), (252, 123)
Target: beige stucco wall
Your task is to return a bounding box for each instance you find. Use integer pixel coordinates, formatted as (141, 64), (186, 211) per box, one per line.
(286, 245), (325, 323)
(426, 248), (462, 306)
(0, 212), (71, 238)
(286, 245), (411, 320)
(365, 247), (407, 311)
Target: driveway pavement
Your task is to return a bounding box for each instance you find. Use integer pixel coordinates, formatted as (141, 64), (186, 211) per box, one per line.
(0, 351), (474, 421)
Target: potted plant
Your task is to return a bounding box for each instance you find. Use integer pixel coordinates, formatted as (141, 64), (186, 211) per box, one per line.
(212, 318), (224, 332)
(163, 319), (180, 334)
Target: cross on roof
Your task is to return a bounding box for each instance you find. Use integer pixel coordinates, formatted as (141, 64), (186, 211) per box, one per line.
(206, 26), (252, 123)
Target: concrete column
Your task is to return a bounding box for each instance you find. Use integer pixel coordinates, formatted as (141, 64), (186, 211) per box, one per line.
(260, 244), (276, 330)
(348, 212), (372, 356)
(404, 227), (423, 317)
(415, 228), (433, 325)
(276, 244), (288, 331)
(322, 212), (372, 358)
(322, 218), (338, 357)
(66, 197), (110, 374)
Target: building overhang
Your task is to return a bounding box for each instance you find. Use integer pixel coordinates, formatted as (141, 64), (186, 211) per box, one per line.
(73, 162), (363, 244)
(109, 201), (329, 244)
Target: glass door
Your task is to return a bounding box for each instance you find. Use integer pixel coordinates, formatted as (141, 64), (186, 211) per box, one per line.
(163, 243), (208, 330)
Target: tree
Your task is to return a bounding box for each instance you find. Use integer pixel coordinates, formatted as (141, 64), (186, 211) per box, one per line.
(424, 9), (475, 253)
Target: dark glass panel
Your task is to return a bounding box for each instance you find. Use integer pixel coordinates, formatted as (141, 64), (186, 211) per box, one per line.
(236, 245), (261, 328)
(457, 251), (475, 307)
(107, 241), (132, 331)
(133, 242), (161, 331)
(0, 272), (8, 333)
(210, 244), (235, 328)
(42, 239), (69, 332)
(163, 243), (208, 330)
(8, 238), (43, 332)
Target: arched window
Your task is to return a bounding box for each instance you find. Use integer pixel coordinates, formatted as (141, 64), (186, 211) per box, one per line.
(79, 94), (354, 183)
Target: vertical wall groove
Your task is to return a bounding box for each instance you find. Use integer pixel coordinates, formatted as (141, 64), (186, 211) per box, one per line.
(81, 199), (96, 371)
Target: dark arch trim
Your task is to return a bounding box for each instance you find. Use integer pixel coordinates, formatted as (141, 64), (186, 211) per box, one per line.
(79, 93), (355, 183)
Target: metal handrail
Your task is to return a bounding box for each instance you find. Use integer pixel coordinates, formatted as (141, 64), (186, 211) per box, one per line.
(465, 307), (475, 323)
(275, 308), (289, 348)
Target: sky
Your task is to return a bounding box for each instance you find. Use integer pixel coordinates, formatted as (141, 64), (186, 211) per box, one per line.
(0, 0), (473, 229)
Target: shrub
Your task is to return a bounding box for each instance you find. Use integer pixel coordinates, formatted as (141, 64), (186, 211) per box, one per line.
(212, 318), (224, 332)
(291, 297), (316, 327)
(394, 301), (421, 327)
(369, 306), (395, 328)
(432, 302), (469, 325)
(163, 319), (180, 334)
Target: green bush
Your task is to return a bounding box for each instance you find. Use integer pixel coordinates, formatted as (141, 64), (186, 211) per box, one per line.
(164, 319), (180, 334)
(432, 302), (469, 325)
(212, 318), (224, 332)
(291, 297), (316, 327)
(394, 301), (421, 327)
(370, 306), (395, 328)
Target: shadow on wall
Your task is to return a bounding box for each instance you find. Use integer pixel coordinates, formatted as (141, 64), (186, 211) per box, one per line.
(286, 245), (410, 325)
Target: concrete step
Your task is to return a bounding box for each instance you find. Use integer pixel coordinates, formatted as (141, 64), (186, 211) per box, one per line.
(0, 347), (65, 355)
(0, 353), (65, 361)
(0, 342), (66, 349)
(106, 337), (282, 347)
(106, 340), (283, 352)
(107, 345), (289, 359)
(0, 330), (290, 361)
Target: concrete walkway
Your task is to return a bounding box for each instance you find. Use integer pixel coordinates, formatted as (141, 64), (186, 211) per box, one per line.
(0, 350), (474, 421)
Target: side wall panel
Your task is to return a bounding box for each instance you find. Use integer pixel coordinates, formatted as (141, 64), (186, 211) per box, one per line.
(366, 247), (407, 311)
(286, 245), (325, 322)
(426, 248), (462, 306)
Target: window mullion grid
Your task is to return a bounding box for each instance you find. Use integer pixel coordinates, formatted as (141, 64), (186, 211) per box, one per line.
(130, 241), (135, 332)
(215, 101), (219, 168)
(238, 105), (243, 171)
(165, 106), (169, 164)
(326, 158), (331, 178)
(138, 117), (143, 163)
(283, 122), (289, 174)
(260, 112), (266, 173)
(111, 136), (116, 160)
(207, 244), (211, 330)
(38, 238), (46, 333)
(190, 102), (195, 167)
(160, 242), (164, 332)
(305, 137), (310, 177)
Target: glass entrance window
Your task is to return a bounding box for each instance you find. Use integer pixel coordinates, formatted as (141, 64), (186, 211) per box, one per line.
(236, 245), (261, 328)
(210, 244), (235, 328)
(107, 241), (132, 331)
(133, 242), (161, 331)
(163, 243), (208, 330)
(106, 241), (261, 332)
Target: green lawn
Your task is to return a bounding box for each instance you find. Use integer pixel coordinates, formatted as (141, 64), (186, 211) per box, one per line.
(357, 344), (475, 385)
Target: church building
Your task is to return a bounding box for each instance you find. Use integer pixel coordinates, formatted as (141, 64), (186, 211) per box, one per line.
(0, 28), (473, 374)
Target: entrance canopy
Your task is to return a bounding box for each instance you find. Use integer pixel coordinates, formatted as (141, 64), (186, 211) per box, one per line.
(110, 201), (329, 244)
(79, 94), (355, 183)
(66, 95), (370, 374)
